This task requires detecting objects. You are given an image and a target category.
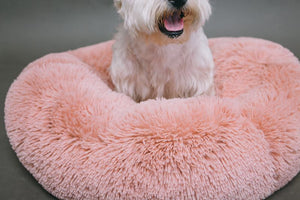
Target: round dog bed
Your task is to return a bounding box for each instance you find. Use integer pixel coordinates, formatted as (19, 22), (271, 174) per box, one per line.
(5, 38), (300, 200)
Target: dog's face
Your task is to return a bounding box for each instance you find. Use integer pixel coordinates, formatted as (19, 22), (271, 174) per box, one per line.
(114, 0), (211, 44)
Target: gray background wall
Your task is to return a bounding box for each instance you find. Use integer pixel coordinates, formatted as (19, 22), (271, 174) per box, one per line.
(1, 0), (299, 199)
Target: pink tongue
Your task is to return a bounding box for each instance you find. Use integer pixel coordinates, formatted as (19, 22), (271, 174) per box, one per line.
(164, 14), (184, 32)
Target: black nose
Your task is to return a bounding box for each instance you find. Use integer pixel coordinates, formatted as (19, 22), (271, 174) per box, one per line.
(168, 0), (187, 9)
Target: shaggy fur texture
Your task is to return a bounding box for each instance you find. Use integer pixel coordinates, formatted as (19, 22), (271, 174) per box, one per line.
(110, 0), (214, 102)
(5, 38), (300, 200)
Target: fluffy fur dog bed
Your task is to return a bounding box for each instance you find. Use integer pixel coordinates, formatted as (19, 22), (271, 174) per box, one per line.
(5, 38), (300, 200)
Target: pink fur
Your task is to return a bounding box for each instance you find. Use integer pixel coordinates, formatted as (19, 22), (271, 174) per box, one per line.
(4, 38), (300, 200)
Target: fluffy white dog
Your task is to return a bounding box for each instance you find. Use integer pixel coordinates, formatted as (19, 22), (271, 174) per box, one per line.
(110, 0), (214, 102)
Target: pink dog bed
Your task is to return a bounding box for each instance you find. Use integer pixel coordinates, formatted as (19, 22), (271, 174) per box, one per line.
(5, 38), (300, 199)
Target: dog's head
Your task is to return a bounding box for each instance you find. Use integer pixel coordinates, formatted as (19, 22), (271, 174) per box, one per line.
(114, 0), (211, 44)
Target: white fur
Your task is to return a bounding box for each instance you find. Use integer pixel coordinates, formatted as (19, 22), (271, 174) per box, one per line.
(110, 0), (214, 102)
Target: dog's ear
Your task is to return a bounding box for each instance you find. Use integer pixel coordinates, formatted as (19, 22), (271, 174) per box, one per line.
(114, 0), (122, 10)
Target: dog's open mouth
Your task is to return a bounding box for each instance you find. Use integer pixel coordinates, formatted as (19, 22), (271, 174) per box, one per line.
(159, 11), (184, 38)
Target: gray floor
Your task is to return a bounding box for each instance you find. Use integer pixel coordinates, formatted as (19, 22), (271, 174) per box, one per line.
(1, 0), (300, 199)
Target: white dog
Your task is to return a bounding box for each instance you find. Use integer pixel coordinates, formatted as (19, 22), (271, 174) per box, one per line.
(110, 0), (214, 102)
